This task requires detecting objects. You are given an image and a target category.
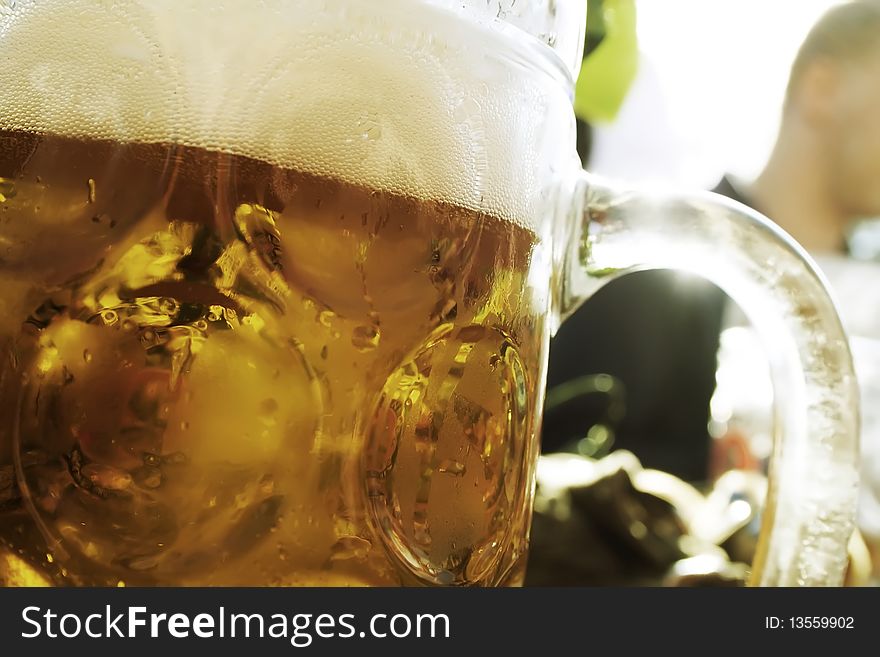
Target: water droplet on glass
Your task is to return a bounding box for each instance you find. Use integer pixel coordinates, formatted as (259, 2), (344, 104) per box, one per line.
(453, 97), (482, 124)
(100, 309), (118, 325)
(140, 328), (158, 347)
(87, 178), (96, 204)
(0, 177), (16, 202)
(358, 115), (382, 141)
(82, 464), (132, 490)
(438, 460), (466, 476)
(352, 325), (380, 351)
(318, 310), (335, 328)
(259, 475), (275, 496)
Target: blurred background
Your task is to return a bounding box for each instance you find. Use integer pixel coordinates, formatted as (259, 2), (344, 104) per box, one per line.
(527, 0), (880, 587)
(593, 0), (849, 187)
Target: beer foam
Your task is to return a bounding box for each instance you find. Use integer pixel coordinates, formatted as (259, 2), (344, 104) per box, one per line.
(0, 0), (574, 229)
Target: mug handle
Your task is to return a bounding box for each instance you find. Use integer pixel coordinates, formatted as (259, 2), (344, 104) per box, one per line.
(555, 173), (860, 586)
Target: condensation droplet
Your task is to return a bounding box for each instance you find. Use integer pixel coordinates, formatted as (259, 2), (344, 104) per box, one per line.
(137, 468), (162, 489)
(318, 310), (335, 327)
(87, 178), (96, 204)
(0, 177), (16, 202)
(453, 96), (482, 124)
(438, 460), (466, 476)
(140, 329), (158, 347)
(100, 309), (118, 325)
(82, 349), (92, 364)
(357, 115), (382, 141)
(259, 475), (275, 496)
(352, 325), (380, 352)
(82, 464), (132, 491)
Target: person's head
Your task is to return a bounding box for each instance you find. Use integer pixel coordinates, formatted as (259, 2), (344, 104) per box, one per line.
(783, 1), (880, 218)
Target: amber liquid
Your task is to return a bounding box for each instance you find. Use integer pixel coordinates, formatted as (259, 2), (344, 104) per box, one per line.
(0, 130), (546, 586)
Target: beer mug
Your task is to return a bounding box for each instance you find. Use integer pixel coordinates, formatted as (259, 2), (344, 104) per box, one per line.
(0, 0), (859, 587)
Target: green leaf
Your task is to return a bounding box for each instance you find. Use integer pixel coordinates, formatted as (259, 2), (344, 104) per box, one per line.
(574, 0), (639, 124)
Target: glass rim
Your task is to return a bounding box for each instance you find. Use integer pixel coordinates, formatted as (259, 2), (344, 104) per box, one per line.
(422, 0), (586, 81)
(411, 0), (578, 91)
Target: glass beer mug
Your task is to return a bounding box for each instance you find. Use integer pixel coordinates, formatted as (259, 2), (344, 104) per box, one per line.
(0, 0), (859, 587)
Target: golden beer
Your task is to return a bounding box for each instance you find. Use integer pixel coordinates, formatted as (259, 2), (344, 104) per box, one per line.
(0, 126), (544, 585)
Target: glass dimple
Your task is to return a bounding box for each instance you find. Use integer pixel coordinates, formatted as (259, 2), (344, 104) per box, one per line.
(364, 324), (531, 586)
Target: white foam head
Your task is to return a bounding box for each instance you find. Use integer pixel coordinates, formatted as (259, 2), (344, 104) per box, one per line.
(0, 0), (575, 228)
